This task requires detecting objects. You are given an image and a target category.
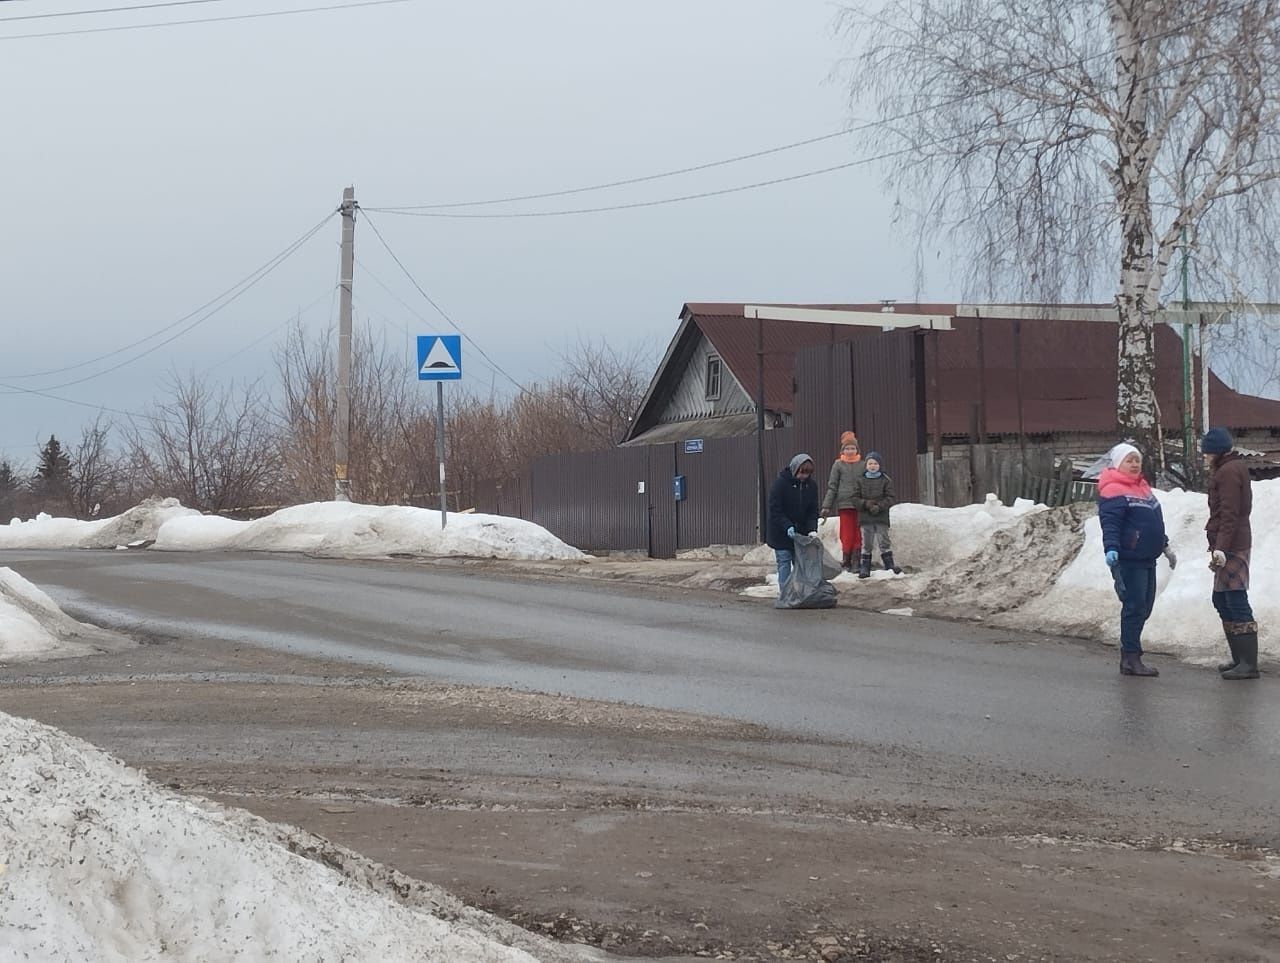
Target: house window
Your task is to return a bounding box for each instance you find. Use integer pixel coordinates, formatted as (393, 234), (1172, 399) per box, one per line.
(705, 356), (722, 400)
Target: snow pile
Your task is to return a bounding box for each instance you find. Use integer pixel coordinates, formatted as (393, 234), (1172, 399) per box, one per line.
(0, 497), (198, 550)
(0, 498), (583, 561)
(1018, 483), (1279, 664)
(0, 568), (129, 663)
(746, 482), (1278, 666)
(0, 710), (543, 962)
(153, 502), (584, 561)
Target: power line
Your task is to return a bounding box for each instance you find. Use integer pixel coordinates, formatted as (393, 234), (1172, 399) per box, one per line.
(0, 214), (333, 393)
(0, 0), (412, 41)
(371, 1), (1257, 216)
(366, 157), (871, 219)
(206, 288), (334, 372)
(358, 210), (528, 394)
(0, 212), (334, 380)
(385, 129), (858, 211)
(0, 0), (234, 23)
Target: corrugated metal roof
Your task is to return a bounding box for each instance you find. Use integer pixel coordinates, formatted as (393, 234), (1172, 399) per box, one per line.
(621, 412), (761, 447)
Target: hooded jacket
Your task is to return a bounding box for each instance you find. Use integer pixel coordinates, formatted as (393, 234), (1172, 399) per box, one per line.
(766, 455), (819, 550)
(1206, 451), (1252, 553)
(1097, 467), (1167, 563)
(850, 470), (895, 525)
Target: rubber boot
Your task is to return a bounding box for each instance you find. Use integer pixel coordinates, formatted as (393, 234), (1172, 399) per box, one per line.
(1120, 651), (1159, 677)
(881, 551), (902, 575)
(1218, 621), (1240, 674)
(857, 553), (872, 579)
(841, 550), (853, 573)
(1221, 624), (1260, 680)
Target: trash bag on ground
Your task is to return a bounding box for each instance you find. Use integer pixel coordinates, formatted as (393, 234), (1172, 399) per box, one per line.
(775, 532), (838, 609)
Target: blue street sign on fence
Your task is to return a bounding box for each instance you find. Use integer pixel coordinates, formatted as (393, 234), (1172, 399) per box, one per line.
(683, 438), (704, 454)
(417, 335), (462, 381)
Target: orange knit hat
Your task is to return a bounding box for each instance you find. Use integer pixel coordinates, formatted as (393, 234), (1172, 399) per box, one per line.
(839, 431), (858, 448)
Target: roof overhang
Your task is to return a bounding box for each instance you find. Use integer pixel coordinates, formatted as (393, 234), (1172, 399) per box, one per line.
(743, 304), (953, 330)
(954, 303), (1280, 324)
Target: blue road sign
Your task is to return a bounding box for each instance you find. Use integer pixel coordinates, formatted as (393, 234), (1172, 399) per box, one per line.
(683, 438), (704, 454)
(417, 335), (462, 381)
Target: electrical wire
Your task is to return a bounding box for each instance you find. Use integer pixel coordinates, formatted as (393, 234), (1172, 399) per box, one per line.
(0, 212), (334, 380)
(0, 0), (412, 41)
(386, 129), (858, 211)
(0, 214), (333, 393)
(0, 0), (234, 23)
(358, 210), (528, 394)
(205, 288), (335, 372)
(371, 0), (1260, 215)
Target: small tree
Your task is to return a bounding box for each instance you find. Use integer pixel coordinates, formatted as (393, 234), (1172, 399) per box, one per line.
(841, 0), (1280, 463)
(0, 459), (24, 521)
(31, 435), (72, 510)
(68, 414), (122, 519)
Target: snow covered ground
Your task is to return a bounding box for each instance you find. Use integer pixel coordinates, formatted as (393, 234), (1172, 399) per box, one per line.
(748, 484), (1278, 667)
(0, 567), (131, 663)
(0, 708), (570, 962)
(0, 498), (583, 562)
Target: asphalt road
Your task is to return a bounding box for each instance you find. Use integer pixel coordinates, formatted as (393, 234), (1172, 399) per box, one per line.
(6, 549), (1279, 842)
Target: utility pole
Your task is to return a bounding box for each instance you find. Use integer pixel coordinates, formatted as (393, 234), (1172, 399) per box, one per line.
(334, 186), (356, 501)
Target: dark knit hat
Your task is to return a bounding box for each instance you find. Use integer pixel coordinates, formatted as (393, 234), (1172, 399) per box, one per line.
(1200, 427), (1233, 455)
(865, 450), (884, 465)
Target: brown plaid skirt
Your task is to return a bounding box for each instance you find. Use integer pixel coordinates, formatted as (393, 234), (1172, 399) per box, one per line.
(1214, 550), (1250, 592)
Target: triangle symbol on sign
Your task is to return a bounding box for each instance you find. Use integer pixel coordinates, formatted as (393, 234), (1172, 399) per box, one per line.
(420, 338), (459, 374)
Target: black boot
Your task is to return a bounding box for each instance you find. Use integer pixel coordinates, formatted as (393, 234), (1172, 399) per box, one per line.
(1222, 623), (1260, 680)
(858, 553), (871, 579)
(1120, 651), (1159, 677)
(1218, 621), (1240, 674)
(841, 550), (853, 573)
(881, 551), (902, 575)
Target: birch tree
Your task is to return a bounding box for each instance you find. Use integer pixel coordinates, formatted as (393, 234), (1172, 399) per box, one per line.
(841, 0), (1280, 458)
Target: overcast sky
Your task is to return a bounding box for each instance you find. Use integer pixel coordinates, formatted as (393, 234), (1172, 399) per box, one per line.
(0, 0), (940, 466)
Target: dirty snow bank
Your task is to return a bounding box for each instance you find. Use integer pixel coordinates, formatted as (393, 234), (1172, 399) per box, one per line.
(748, 483), (1278, 666)
(0, 568), (130, 663)
(0, 709), (549, 961)
(0, 497), (197, 550)
(152, 501), (584, 561)
(0, 498), (583, 561)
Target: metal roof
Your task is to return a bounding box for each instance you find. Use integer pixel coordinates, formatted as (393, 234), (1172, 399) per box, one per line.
(624, 302), (1280, 443)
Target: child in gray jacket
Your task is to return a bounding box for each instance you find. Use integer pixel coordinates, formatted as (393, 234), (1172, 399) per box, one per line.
(852, 451), (901, 578)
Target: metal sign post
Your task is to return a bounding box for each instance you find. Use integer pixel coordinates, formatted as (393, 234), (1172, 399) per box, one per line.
(417, 335), (463, 529)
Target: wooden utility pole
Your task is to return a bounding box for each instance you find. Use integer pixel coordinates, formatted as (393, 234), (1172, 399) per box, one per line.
(334, 187), (356, 501)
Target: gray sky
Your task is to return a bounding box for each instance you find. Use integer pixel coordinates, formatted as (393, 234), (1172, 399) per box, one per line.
(0, 0), (934, 466)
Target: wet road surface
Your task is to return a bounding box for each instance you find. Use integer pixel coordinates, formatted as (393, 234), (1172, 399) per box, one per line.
(6, 549), (1279, 843)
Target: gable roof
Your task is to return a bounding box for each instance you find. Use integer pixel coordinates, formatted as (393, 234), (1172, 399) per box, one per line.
(624, 302), (1280, 444)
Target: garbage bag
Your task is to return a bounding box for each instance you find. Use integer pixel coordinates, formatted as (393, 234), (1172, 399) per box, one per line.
(775, 532), (838, 609)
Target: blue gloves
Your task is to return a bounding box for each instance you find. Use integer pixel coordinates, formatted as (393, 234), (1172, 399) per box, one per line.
(786, 526), (797, 539)
(1104, 550), (1118, 568)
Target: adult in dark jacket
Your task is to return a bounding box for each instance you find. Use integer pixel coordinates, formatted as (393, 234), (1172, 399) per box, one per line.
(767, 453), (819, 588)
(1097, 443), (1175, 677)
(850, 451), (899, 578)
(1202, 428), (1260, 680)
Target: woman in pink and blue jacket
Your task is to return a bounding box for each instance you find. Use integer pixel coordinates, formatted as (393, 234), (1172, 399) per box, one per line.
(1097, 443), (1177, 677)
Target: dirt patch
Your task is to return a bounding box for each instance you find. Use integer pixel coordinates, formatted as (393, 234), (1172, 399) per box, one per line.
(3, 638), (1277, 963)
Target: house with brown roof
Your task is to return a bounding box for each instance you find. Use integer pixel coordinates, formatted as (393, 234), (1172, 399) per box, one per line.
(624, 302), (1280, 475)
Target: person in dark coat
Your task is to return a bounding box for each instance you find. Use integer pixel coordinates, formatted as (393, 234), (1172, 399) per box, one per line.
(820, 430), (865, 572)
(767, 453), (819, 589)
(1097, 442), (1175, 677)
(850, 451), (900, 579)
(1202, 428), (1260, 680)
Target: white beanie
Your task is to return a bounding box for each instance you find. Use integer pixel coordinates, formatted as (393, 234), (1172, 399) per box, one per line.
(1109, 442), (1141, 468)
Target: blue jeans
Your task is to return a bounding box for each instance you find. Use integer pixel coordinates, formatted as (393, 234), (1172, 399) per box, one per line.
(1212, 590), (1254, 623)
(1116, 562), (1157, 654)
(775, 548), (794, 588)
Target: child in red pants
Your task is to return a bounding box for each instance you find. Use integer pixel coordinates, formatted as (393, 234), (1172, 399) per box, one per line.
(820, 431), (865, 572)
